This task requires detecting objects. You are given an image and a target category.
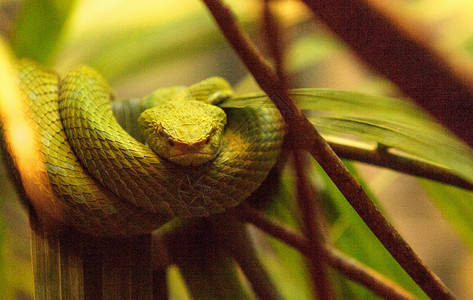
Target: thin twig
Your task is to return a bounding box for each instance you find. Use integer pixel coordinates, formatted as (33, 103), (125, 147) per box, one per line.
(304, 127), (455, 299)
(231, 205), (307, 251)
(293, 151), (334, 299)
(301, 0), (473, 150)
(161, 220), (252, 300)
(330, 141), (473, 191)
(231, 205), (415, 300)
(328, 248), (416, 300)
(263, 3), (332, 299)
(210, 215), (283, 300)
(262, 0), (288, 86)
(202, 1), (454, 298)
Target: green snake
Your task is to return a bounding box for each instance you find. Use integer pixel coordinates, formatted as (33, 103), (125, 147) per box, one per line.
(10, 59), (284, 236)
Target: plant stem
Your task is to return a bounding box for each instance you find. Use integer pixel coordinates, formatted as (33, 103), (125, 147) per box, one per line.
(293, 151), (334, 300)
(162, 220), (250, 300)
(202, 0), (454, 298)
(211, 215), (283, 300)
(328, 248), (416, 300)
(262, 0), (288, 86)
(330, 141), (473, 191)
(262, 4), (332, 299)
(231, 205), (415, 300)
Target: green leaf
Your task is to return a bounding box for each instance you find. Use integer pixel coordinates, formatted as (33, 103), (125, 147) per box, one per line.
(167, 266), (192, 300)
(257, 167), (313, 300)
(225, 89), (473, 185)
(256, 235), (313, 300)
(226, 89), (473, 260)
(255, 159), (425, 298)
(420, 179), (473, 251)
(315, 161), (426, 298)
(10, 0), (76, 65)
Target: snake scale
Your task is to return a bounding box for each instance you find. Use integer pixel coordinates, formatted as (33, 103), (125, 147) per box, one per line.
(8, 59), (284, 236)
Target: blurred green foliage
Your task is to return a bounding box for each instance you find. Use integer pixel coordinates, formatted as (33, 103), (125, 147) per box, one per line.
(11, 0), (76, 65)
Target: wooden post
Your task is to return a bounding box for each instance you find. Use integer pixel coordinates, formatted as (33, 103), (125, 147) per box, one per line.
(30, 217), (153, 300)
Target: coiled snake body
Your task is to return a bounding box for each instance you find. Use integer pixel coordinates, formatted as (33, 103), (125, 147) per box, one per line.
(11, 59), (283, 236)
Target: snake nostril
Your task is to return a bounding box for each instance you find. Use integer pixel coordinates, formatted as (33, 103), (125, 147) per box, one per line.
(168, 139), (174, 147)
(205, 137), (210, 144)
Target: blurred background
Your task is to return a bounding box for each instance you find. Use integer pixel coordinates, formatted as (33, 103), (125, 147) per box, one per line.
(1, 0), (473, 299)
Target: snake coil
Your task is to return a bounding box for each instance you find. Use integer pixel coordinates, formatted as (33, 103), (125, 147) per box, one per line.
(7, 59), (283, 236)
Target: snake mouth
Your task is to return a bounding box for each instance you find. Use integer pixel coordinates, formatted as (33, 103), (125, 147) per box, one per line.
(169, 153), (215, 166)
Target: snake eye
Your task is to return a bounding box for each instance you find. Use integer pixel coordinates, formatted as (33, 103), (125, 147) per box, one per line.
(168, 139), (174, 147)
(205, 137), (210, 144)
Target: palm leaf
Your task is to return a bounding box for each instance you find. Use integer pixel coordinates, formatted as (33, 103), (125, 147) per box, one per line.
(223, 89), (473, 260)
(224, 89), (473, 184)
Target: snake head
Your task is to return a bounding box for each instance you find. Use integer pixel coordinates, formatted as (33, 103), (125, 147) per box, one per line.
(138, 100), (226, 166)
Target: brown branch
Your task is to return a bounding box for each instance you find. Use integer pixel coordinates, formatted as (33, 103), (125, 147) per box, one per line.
(305, 98), (455, 300)
(202, 1), (454, 298)
(210, 215), (283, 300)
(293, 151), (334, 299)
(263, 3), (331, 298)
(161, 220), (252, 300)
(231, 205), (308, 252)
(231, 205), (415, 300)
(329, 141), (473, 191)
(328, 248), (416, 300)
(262, 0), (288, 86)
(301, 0), (473, 150)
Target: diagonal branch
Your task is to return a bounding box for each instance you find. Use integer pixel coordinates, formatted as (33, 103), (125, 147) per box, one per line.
(231, 205), (415, 300)
(330, 141), (473, 191)
(202, 0), (454, 298)
(301, 0), (473, 150)
(262, 0), (288, 86)
(293, 150), (334, 299)
(262, 4), (332, 299)
(210, 215), (283, 300)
